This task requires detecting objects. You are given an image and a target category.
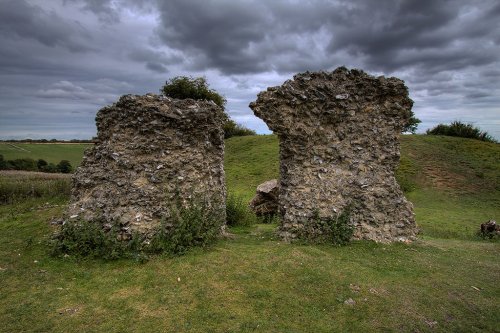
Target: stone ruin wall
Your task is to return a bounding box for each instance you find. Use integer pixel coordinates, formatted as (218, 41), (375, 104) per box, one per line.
(66, 94), (226, 237)
(250, 67), (418, 242)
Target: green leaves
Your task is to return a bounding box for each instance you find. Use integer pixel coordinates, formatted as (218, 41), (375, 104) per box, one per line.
(161, 76), (226, 109)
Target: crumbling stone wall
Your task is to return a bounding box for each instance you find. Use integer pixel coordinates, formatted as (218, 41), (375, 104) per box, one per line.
(250, 67), (417, 242)
(66, 94), (226, 237)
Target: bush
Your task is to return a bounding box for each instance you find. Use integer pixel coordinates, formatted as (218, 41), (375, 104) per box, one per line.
(160, 76), (257, 139)
(56, 160), (73, 173)
(226, 194), (257, 226)
(50, 200), (225, 259)
(427, 121), (497, 143)
(403, 114), (421, 134)
(37, 159), (48, 171)
(41, 163), (58, 173)
(300, 208), (354, 246)
(148, 201), (224, 255)
(50, 220), (127, 260)
(0, 155), (6, 170)
(224, 119), (256, 139)
(8, 158), (38, 171)
(161, 76), (226, 109)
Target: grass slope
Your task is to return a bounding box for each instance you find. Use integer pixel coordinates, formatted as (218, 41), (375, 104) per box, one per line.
(0, 135), (499, 332)
(225, 135), (279, 201)
(0, 143), (91, 167)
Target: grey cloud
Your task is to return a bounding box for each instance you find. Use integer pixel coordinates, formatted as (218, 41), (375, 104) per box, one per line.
(128, 48), (184, 73)
(146, 62), (168, 73)
(0, 0), (92, 52)
(154, 0), (499, 76)
(0, 0), (499, 140)
(35, 79), (134, 106)
(75, 0), (120, 23)
(63, 0), (155, 23)
(327, 0), (500, 73)
(36, 80), (93, 100)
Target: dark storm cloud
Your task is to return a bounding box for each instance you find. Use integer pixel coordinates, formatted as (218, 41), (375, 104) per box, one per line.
(0, 0), (91, 52)
(155, 0), (500, 75)
(0, 0), (499, 140)
(128, 48), (184, 73)
(328, 0), (500, 73)
(70, 0), (120, 23)
(64, 0), (155, 23)
(155, 0), (343, 74)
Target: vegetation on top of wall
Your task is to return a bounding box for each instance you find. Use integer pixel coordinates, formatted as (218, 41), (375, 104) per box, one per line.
(426, 120), (497, 143)
(161, 76), (227, 109)
(161, 76), (256, 138)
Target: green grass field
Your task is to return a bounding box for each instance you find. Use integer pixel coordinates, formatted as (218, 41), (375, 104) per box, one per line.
(0, 142), (91, 167)
(0, 135), (499, 332)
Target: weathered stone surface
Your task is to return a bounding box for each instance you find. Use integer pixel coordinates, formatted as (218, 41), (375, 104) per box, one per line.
(66, 94), (226, 236)
(250, 67), (417, 242)
(249, 179), (279, 218)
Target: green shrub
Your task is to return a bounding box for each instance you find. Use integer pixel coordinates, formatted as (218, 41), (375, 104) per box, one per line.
(148, 201), (224, 255)
(224, 119), (256, 139)
(299, 208), (354, 246)
(50, 200), (225, 259)
(50, 221), (128, 260)
(160, 76), (257, 139)
(8, 158), (38, 171)
(402, 114), (421, 134)
(161, 76), (226, 109)
(56, 160), (73, 173)
(0, 155), (7, 169)
(226, 194), (256, 226)
(427, 121), (497, 143)
(37, 159), (48, 171)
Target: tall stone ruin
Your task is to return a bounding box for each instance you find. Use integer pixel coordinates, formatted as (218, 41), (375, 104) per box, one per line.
(66, 94), (226, 237)
(250, 67), (418, 242)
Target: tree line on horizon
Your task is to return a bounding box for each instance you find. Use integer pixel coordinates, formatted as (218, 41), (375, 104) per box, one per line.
(0, 155), (73, 174)
(0, 139), (94, 143)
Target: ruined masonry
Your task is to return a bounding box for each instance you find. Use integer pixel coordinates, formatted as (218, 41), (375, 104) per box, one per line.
(250, 67), (418, 242)
(66, 94), (226, 237)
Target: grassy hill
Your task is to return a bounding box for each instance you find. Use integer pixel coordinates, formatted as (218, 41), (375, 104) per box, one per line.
(0, 135), (498, 332)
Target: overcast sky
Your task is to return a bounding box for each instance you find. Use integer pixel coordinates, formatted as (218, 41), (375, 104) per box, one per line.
(0, 0), (499, 140)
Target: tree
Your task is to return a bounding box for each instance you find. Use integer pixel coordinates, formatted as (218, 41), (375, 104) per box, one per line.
(44, 163), (58, 173)
(0, 155), (6, 170)
(37, 159), (48, 171)
(224, 119), (256, 139)
(9, 158), (37, 171)
(57, 160), (73, 173)
(402, 113), (421, 134)
(160, 76), (227, 109)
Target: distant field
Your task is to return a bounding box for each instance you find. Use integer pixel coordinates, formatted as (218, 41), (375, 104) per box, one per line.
(0, 142), (91, 167)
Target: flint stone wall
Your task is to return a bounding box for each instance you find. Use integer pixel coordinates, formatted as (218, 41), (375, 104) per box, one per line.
(67, 94), (226, 236)
(250, 67), (417, 242)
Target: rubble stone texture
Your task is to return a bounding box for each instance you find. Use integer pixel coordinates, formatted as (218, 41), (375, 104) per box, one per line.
(67, 94), (226, 236)
(249, 179), (279, 219)
(250, 67), (418, 242)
